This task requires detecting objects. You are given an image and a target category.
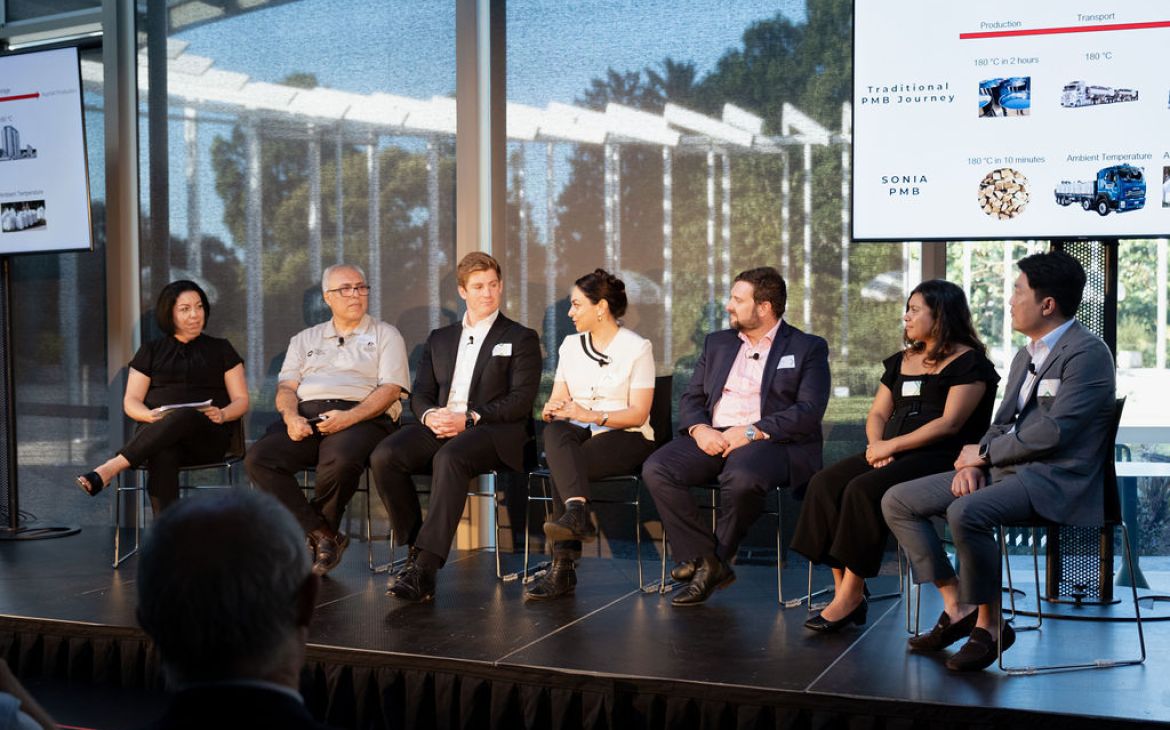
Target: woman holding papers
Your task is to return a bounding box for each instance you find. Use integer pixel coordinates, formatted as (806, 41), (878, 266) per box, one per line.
(790, 280), (998, 633)
(76, 280), (249, 513)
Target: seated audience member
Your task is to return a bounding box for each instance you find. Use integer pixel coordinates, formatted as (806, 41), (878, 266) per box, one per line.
(524, 269), (656, 601)
(791, 280), (998, 632)
(246, 264), (410, 576)
(372, 252), (540, 603)
(77, 280), (249, 515)
(136, 490), (326, 729)
(882, 251), (1115, 671)
(642, 266), (830, 606)
(0, 659), (55, 730)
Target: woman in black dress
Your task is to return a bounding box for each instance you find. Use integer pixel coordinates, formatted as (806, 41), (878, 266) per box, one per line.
(76, 281), (249, 514)
(791, 280), (998, 632)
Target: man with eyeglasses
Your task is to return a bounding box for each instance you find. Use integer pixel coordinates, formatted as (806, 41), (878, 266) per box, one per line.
(371, 252), (540, 602)
(247, 263), (410, 576)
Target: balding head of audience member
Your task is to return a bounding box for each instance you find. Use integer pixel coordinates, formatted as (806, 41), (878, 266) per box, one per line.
(136, 490), (319, 688)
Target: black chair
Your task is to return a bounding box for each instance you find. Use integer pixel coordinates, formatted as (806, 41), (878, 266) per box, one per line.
(113, 420), (246, 568)
(383, 434), (539, 581)
(997, 396), (1146, 674)
(670, 479), (816, 607)
(523, 375), (673, 590)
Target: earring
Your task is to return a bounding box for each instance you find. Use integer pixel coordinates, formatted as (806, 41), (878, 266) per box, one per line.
(597, 310), (603, 321)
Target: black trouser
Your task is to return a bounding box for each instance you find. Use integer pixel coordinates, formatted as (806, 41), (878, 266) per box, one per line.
(788, 450), (956, 577)
(118, 408), (233, 515)
(642, 437), (791, 564)
(245, 400), (395, 534)
(369, 423), (507, 565)
(542, 421), (656, 558)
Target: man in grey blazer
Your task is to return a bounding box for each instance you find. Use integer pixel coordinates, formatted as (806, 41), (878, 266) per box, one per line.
(882, 250), (1115, 671)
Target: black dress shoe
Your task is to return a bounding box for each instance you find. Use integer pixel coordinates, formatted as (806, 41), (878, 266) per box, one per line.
(311, 532), (350, 576)
(804, 598), (868, 633)
(671, 555), (735, 606)
(908, 609), (978, 652)
(385, 546), (420, 589)
(388, 563), (437, 603)
(670, 559), (697, 583)
(945, 623), (1016, 672)
(543, 501), (598, 543)
(524, 558), (577, 601)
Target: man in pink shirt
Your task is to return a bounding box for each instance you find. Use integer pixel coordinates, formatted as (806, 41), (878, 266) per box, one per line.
(643, 267), (831, 605)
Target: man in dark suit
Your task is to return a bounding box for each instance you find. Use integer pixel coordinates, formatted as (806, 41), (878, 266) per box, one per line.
(137, 490), (328, 730)
(372, 252), (541, 602)
(643, 266), (831, 605)
(883, 250), (1115, 671)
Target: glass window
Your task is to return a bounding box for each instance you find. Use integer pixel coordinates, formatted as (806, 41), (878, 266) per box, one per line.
(5, 0), (99, 23)
(505, 1), (905, 453)
(138, 0), (457, 438)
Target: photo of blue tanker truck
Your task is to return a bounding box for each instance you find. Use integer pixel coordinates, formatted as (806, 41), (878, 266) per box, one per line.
(1053, 164), (1146, 215)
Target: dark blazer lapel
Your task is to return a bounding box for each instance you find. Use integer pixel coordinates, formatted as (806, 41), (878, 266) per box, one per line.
(759, 321), (791, 410)
(708, 334), (738, 409)
(436, 324), (462, 379)
(468, 313), (511, 397)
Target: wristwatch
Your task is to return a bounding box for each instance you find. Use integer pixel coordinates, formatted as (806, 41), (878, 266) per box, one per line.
(465, 412), (476, 430)
(978, 442), (990, 464)
(745, 425), (758, 442)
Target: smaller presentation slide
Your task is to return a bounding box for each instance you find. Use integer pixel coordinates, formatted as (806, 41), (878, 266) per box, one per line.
(0, 46), (92, 254)
(853, 1), (1170, 241)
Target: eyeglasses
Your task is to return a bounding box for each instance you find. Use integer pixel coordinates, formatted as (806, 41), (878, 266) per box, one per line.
(325, 285), (371, 297)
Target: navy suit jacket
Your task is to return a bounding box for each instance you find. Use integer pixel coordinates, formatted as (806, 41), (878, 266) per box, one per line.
(678, 320), (831, 491)
(410, 312), (541, 472)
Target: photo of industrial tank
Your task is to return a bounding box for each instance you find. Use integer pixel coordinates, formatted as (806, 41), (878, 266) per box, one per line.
(1054, 165), (1145, 216)
(0, 199), (46, 232)
(979, 77), (1030, 117)
(1060, 81), (1139, 108)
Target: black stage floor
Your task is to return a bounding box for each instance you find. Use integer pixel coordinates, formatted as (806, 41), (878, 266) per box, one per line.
(2, 529), (1169, 729)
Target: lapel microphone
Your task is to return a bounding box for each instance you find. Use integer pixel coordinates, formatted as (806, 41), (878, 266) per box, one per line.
(748, 352), (760, 360)
(338, 336), (345, 347)
(1027, 362), (1036, 374)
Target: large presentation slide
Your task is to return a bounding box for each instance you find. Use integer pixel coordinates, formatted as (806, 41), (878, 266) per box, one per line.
(853, 1), (1170, 241)
(0, 46), (92, 255)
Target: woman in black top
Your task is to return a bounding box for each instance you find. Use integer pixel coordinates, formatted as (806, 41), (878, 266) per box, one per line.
(76, 281), (249, 514)
(791, 280), (998, 632)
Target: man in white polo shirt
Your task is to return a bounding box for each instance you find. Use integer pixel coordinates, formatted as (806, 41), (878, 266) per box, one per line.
(246, 263), (410, 576)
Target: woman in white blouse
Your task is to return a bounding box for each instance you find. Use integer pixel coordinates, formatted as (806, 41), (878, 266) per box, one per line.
(525, 269), (657, 601)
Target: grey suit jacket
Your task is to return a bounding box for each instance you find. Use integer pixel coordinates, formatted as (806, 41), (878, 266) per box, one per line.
(980, 320), (1115, 526)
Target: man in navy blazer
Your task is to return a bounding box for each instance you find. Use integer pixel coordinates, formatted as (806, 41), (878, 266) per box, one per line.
(643, 266), (830, 605)
(372, 252), (541, 602)
(882, 250), (1115, 671)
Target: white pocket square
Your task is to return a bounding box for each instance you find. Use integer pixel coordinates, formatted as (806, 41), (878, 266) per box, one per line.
(777, 354), (796, 369)
(492, 343), (512, 357)
(1037, 378), (1060, 398)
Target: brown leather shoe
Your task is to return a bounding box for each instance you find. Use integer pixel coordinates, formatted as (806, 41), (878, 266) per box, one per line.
(311, 531), (350, 576)
(908, 609), (978, 652)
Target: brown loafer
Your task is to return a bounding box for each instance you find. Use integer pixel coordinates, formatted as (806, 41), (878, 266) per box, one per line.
(908, 609), (978, 652)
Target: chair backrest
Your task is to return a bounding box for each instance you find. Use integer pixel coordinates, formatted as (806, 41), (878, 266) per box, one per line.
(649, 375), (674, 450)
(1103, 396), (1126, 524)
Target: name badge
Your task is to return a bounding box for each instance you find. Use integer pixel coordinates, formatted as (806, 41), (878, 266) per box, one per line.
(777, 354), (796, 369)
(902, 380), (923, 397)
(1037, 378), (1060, 398)
(492, 343), (512, 357)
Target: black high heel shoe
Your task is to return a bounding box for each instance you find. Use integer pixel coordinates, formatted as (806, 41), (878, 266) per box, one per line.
(76, 472), (104, 497)
(804, 597), (868, 633)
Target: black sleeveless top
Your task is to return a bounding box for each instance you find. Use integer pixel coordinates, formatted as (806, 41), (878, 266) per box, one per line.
(879, 349), (999, 457)
(129, 334), (243, 410)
